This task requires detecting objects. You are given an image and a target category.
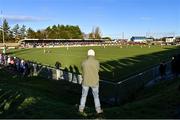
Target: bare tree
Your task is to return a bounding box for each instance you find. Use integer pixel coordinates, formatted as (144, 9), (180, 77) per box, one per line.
(94, 26), (101, 39)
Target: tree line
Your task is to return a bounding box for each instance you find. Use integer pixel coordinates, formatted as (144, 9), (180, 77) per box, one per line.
(0, 19), (106, 43)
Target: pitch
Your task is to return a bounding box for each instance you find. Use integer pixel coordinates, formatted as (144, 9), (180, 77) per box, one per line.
(8, 45), (180, 82)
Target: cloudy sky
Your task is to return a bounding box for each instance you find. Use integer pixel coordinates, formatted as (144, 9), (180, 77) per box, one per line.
(0, 0), (180, 38)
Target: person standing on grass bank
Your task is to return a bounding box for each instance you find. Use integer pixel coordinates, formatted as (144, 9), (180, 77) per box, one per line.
(79, 49), (103, 114)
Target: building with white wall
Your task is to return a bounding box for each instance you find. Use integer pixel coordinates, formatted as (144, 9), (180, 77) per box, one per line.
(165, 37), (175, 43)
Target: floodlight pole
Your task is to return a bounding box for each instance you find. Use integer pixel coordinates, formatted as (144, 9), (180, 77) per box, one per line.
(1, 10), (5, 46)
(122, 32), (124, 39)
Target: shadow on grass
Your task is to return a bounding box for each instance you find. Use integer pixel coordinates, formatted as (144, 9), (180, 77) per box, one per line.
(0, 90), (26, 118)
(0, 67), (108, 118)
(99, 46), (180, 82)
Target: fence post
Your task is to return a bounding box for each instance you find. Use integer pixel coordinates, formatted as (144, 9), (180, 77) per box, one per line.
(78, 75), (83, 84)
(33, 63), (37, 76)
(60, 69), (64, 80)
(68, 72), (72, 82)
(56, 69), (60, 80)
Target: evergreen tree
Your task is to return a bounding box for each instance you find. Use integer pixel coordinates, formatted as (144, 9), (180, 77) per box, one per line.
(12, 24), (20, 40)
(1, 21), (84, 40)
(27, 28), (36, 38)
(2, 19), (10, 42)
(20, 25), (26, 39)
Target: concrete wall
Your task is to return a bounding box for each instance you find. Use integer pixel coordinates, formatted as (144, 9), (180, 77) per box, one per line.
(0, 43), (19, 47)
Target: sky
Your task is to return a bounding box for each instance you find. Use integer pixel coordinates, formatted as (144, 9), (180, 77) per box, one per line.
(0, 0), (180, 39)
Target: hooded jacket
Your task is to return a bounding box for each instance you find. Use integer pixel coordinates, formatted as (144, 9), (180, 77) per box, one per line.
(81, 56), (100, 87)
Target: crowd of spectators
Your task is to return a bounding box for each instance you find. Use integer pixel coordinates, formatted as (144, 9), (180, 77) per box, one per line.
(0, 53), (35, 77)
(21, 41), (106, 48)
(20, 40), (152, 48)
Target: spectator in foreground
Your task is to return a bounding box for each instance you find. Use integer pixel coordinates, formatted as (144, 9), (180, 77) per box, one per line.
(79, 49), (103, 114)
(171, 56), (178, 77)
(55, 61), (61, 69)
(177, 54), (180, 75)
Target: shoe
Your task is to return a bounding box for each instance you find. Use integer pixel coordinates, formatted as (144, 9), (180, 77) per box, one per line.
(79, 108), (84, 113)
(79, 110), (87, 117)
(79, 105), (84, 112)
(96, 108), (103, 114)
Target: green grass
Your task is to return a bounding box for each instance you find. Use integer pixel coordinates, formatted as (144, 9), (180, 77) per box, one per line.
(8, 45), (180, 81)
(104, 78), (180, 119)
(1, 66), (180, 118)
(0, 67), (92, 119)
